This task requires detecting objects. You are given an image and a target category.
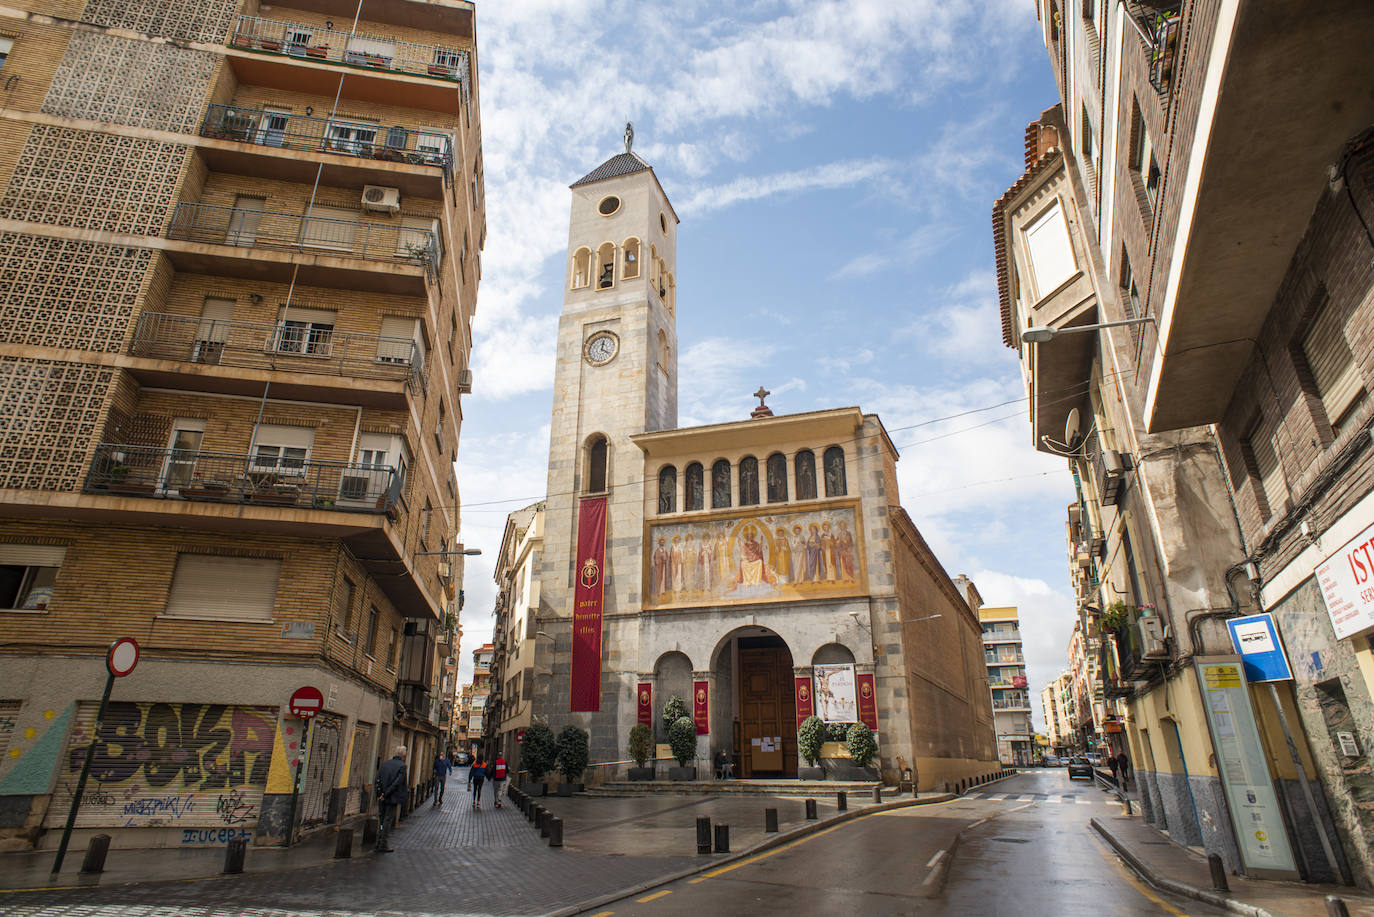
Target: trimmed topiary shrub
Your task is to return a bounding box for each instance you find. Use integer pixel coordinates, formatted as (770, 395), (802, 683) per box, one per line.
(668, 716), (697, 767)
(826, 722), (852, 742)
(798, 715), (826, 766)
(845, 722), (877, 768)
(555, 724), (590, 783)
(522, 722), (557, 782)
(662, 696), (688, 734)
(628, 723), (654, 768)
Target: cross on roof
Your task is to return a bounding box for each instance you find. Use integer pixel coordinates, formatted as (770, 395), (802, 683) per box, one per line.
(754, 386), (770, 407)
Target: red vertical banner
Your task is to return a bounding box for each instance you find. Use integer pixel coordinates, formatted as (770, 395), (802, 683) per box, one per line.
(570, 496), (607, 712)
(794, 675), (814, 728)
(637, 682), (653, 726)
(693, 681), (709, 735)
(856, 673), (879, 731)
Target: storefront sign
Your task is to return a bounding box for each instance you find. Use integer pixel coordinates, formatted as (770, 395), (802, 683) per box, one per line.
(1226, 613), (1293, 683)
(794, 676), (814, 728)
(1194, 657), (1299, 879)
(856, 673), (879, 730)
(813, 663), (857, 722)
(637, 682), (653, 727)
(570, 496), (607, 711)
(693, 681), (709, 735)
(1315, 520), (1374, 638)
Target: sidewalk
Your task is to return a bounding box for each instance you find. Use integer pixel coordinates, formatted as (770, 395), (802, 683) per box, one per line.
(1091, 807), (1374, 917)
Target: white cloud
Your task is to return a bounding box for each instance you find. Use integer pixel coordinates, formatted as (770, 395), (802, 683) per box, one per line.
(831, 223), (951, 279)
(679, 159), (893, 217)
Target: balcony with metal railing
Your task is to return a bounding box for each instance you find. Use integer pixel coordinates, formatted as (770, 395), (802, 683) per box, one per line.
(164, 202), (437, 294)
(85, 443), (400, 513)
(981, 629), (1022, 645)
(128, 312), (427, 402)
(229, 16), (470, 85)
(201, 103), (452, 170)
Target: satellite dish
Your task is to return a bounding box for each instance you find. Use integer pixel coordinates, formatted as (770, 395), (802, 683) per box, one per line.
(1065, 408), (1082, 449)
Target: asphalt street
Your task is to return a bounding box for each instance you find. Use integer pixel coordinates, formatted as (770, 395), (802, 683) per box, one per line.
(576, 769), (1227, 917)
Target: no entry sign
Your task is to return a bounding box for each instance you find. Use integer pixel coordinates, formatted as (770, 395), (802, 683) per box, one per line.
(106, 637), (139, 677)
(289, 686), (324, 719)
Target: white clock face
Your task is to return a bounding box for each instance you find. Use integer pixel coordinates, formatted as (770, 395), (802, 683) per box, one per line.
(586, 333), (618, 365)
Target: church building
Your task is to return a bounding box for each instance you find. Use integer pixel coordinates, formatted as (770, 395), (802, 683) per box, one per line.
(522, 131), (998, 789)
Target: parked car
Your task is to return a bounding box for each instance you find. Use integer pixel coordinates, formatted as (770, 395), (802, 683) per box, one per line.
(1066, 756), (1094, 779)
(1043, 754), (1060, 767)
(455, 752), (472, 766)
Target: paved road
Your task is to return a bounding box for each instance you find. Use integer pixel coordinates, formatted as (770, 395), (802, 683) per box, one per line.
(576, 769), (1227, 917)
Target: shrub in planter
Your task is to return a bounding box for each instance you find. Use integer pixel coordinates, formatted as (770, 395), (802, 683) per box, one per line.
(826, 722), (852, 742)
(667, 716), (696, 767)
(627, 723), (655, 780)
(521, 722), (557, 790)
(798, 715), (827, 767)
(555, 724), (589, 791)
(662, 696), (688, 735)
(845, 723), (878, 768)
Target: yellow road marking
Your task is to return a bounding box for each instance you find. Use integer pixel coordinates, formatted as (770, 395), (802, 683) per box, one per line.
(589, 911), (615, 916)
(636, 890), (673, 903)
(1094, 837), (1190, 916)
(687, 876), (708, 884)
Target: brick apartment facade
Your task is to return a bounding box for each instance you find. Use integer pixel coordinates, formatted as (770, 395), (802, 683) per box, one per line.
(0, 0), (483, 851)
(998, 0), (1374, 887)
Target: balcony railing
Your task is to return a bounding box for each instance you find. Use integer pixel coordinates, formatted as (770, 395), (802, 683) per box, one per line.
(167, 202), (438, 273)
(201, 104), (452, 170)
(130, 312), (427, 393)
(1124, 3), (1182, 95)
(85, 443), (400, 513)
(230, 16), (470, 88)
(981, 630), (1022, 644)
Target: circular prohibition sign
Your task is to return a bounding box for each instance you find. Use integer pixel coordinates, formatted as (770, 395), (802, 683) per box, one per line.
(106, 637), (139, 678)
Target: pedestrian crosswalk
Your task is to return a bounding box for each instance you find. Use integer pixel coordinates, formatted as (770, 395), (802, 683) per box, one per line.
(965, 791), (1098, 805)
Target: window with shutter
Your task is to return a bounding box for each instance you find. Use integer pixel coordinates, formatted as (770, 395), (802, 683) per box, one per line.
(378, 316), (418, 364)
(1302, 299), (1366, 437)
(1245, 414), (1286, 517)
(0, 545), (65, 612)
(1023, 200), (1076, 298)
(301, 205), (358, 251)
(164, 555), (280, 621)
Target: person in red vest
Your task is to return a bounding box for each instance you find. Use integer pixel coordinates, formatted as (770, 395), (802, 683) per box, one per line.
(491, 754), (508, 808)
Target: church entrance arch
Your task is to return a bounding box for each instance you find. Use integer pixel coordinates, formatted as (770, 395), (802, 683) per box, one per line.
(712, 628), (797, 778)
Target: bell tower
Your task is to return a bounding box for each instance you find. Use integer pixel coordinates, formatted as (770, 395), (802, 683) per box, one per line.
(534, 128), (679, 752)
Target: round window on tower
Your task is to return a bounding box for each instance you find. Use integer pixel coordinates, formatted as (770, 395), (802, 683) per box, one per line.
(659, 212), (668, 234)
(599, 196), (621, 215)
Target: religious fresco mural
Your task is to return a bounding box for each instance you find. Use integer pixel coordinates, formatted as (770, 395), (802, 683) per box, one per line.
(644, 503), (866, 608)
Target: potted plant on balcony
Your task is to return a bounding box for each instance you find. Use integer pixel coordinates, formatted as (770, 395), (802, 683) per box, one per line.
(104, 463), (154, 495)
(180, 473), (235, 501)
(666, 716), (697, 781)
(554, 724), (589, 795)
(427, 62), (453, 78)
(520, 722), (556, 796)
(258, 36), (283, 51)
(627, 723), (655, 781)
(373, 147), (406, 163)
(798, 715), (826, 780)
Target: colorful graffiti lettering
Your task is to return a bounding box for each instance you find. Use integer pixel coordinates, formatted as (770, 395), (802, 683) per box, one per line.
(181, 827), (253, 845)
(69, 703), (273, 790)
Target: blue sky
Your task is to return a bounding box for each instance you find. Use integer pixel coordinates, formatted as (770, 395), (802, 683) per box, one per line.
(455, 0), (1073, 729)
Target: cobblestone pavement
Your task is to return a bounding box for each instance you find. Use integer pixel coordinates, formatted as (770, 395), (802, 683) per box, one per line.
(0, 779), (698, 917)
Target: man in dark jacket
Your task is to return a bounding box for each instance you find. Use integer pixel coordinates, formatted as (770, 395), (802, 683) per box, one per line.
(432, 751), (451, 807)
(374, 745), (408, 852)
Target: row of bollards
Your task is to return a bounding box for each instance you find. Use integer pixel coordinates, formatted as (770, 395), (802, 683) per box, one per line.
(508, 783), (562, 847)
(695, 816), (731, 853)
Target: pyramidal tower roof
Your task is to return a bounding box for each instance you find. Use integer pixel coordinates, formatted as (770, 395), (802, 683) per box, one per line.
(569, 151), (652, 188)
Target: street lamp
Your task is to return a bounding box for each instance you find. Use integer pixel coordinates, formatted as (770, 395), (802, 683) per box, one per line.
(1020, 316), (1155, 345)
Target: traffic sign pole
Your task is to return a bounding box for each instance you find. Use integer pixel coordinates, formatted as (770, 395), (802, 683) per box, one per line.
(52, 638), (139, 874)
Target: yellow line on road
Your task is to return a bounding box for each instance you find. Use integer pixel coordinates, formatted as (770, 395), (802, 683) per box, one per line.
(1094, 837), (1190, 917)
(589, 912), (615, 916)
(636, 890), (673, 903)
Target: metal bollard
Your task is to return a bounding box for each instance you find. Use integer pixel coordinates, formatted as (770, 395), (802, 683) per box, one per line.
(873, 786), (882, 804)
(540, 810), (551, 838)
(80, 834), (111, 874)
(1207, 854), (1229, 892)
(714, 823), (730, 853)
(765, 807), (778, 833)
(334, 828), (353, 859)
(548, 817), (563, 847)
(1123, 797), (1133, 815)
(362, 816), (378, 846)
(804, 798), (818, 820)
(223, 837), (247, 875)
(530, 803), (541, 824)
(837, 791), (847, 812)
(1327, 896), (1352, 917)
(696, 816), (713, 854)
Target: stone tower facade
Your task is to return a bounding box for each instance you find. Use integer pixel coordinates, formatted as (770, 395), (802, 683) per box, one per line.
(533, 146), (679, 756)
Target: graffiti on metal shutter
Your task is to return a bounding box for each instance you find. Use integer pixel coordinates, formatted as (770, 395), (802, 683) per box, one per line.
(46, 701), (277, 828)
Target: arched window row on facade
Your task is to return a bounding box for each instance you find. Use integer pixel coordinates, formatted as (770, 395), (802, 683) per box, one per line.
(656, 445), (847, 515)
(569, 238), (662, 294)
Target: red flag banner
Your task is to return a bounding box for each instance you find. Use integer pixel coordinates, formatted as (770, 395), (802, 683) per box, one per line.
(637, 682), (653, 726)
(794, 675), (814, 728)
(693, 681), (709, 735)
(856, 673), (879, 731)
(570, 496), (607, 711)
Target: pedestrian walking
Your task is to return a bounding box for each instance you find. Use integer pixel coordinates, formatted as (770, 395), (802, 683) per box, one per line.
(373, 745), (408, 853)
(470, 755), (487, 809)
(1107, 753), (1119, 783)
(1116, 751), (1131, 790)
(491, 754), (507, 807)
(433, 751), (451, 806)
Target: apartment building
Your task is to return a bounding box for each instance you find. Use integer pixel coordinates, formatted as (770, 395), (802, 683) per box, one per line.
(979, 606), (1033, 766)
(488, 501), (543, 778)
(460, 642), (493, 754)
(1040, 670), (1073, 754)
(0, 0), (482, 851)
(994, 0), (1374, 886)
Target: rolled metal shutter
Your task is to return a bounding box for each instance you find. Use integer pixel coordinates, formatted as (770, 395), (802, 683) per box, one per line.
(1303, 300), (1365, 430)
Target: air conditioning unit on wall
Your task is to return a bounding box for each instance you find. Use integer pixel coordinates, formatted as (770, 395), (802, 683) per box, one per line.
(457, 369), (473, 394)
(1137, 616), (1167, 659)
(361, 185), (401, 214)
